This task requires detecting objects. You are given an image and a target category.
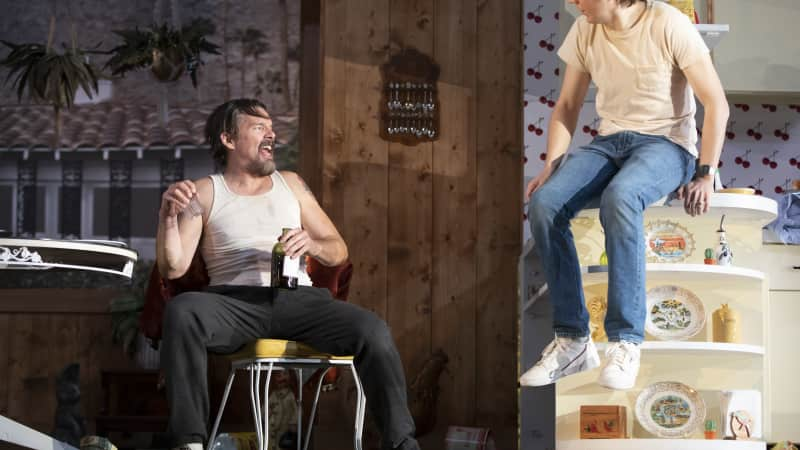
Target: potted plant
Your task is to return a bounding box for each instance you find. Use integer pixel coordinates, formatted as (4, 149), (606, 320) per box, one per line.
(104, 18), (220, 87)
(110, 260), (159, 368)
(0, 16), (101, 148)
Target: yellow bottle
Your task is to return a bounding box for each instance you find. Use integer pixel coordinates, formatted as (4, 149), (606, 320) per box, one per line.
(668, 0), (696, 23)
(712, 304), (740, 343)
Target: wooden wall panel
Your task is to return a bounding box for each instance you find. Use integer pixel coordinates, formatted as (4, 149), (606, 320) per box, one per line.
(47, 315), (82, 429)
(387, 0), (435, 382)
(319, 0), (392, 433)
(319, 0), (521, 447)
(431, 0), (478, 427)
(0, 311), (133, 437)
(0, 315), (8, 416)
(475, 1), (522, 449)
(298, 0), (323, 196)
(7, 314), (52, 432)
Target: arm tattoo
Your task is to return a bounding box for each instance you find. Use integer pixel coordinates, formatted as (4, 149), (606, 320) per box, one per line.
(299, 176), (318, 202)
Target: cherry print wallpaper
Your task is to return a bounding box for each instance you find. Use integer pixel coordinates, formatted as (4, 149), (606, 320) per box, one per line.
(522, 0), (799, 241)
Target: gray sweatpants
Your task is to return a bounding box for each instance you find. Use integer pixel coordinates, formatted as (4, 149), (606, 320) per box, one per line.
(160, 285), (419, 450)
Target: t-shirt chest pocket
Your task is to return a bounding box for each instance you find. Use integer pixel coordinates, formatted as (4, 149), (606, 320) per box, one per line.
(635, 65), (670, 91)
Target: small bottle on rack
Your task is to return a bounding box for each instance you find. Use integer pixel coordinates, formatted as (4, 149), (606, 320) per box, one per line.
(271, 228), (299, 289)
(712, 303), (740, 343)
(716, 215), (733, 266)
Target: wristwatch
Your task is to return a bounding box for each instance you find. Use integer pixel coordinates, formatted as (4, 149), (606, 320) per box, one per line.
(694, 163), (716, 180)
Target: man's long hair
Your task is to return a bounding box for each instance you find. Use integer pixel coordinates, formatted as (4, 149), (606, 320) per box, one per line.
(205, 98), (270, 170)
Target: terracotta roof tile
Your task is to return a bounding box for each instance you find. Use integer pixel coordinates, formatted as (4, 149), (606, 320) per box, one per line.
(0, 104), (297, 151)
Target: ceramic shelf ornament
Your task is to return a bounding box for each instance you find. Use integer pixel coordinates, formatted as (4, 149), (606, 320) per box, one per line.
(712, 303), (740, 343)
(586, 296), (608, 342)
(704, 419), (717, 440)
(703, 248), (715, 265)
(720, 390), (762, 439)
(716, 214), (733, 266)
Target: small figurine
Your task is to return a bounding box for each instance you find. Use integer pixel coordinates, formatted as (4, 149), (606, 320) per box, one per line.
(704, 248), (716, 265)
(599, 250), (608, 266)
(730, 410), (754, 440)
(717, 214), (733, 266)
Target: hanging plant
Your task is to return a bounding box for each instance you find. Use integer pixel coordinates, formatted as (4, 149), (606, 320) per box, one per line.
(0, 13), (100, 149)
(104, 18), (220, 87)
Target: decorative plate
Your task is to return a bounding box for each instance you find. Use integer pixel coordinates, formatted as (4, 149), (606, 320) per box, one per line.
(645, 285), (705, 341)
(644, 220), (695, 263)
(717, 187), (756, 195)
(586, 295), (608, 342)
(635, 381), (706, 438)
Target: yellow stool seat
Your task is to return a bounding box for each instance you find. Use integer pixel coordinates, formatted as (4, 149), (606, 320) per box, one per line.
(231, 339), (355, 361)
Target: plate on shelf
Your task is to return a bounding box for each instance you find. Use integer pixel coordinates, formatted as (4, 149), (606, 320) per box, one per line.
(717, 187), (756, 195)
(635, 381), (706, 438)
(644, 220), (695, 263)
(645, 285), (705, 341)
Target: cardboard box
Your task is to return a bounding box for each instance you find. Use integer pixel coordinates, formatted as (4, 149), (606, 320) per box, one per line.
(580, 405), (627, 439)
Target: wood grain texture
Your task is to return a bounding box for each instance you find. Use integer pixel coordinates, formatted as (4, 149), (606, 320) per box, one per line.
(0, 289), (120, 313)
(298, 0), (322, 195)
(317, 1), (522, 446)
(476, 0), (522, 448)
(0, 315), (9, 416)
(387, 0), (435, 382)
(6, 314), (52, 432)
(48, 314), (82, 432)
(319, 0), (391, 434)
(431, 0), (479, 428)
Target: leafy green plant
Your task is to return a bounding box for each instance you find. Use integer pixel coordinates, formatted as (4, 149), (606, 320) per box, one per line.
(104, 18), (220, 87)
(0, 41), (100, 110)
(109, 260), (153, 357)
(110, 291), (145, 357)
(0, 15), (101, 148)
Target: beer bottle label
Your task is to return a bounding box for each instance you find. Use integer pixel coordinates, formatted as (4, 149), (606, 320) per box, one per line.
(283, 255), (300, 277)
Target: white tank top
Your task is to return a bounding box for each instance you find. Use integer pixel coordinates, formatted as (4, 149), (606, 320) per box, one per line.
(200, 172), (312, 287)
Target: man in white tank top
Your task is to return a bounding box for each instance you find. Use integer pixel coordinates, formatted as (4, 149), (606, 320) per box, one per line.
(520, 0), (729, 391)
(156, 99), (420, 450)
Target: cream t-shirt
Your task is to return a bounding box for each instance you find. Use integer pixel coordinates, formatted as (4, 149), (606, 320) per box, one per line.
(558, 0), (709, 156)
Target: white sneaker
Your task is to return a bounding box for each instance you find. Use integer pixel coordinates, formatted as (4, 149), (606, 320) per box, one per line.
(597, 341), (641, 390)
(519, 336), (600, 387)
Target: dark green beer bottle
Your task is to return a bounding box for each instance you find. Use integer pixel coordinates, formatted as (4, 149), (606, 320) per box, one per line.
(271, 228), (299, 289)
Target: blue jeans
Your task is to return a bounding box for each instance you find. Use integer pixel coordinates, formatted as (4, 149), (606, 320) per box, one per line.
(528, 131), (695, 343)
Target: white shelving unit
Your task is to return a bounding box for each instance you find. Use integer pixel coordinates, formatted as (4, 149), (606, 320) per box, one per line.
(582, 263), (766, 285)
(559, 438), (765, 450)
(597, 341), (765, 356)
(519, 194), (778, 449)
(575, 193), (777, 223)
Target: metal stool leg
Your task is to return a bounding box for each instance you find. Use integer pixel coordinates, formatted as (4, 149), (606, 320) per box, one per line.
(262, 363), (274, 450)
(295, 368), (303, 450)
(207, 369), (237, 450)
(350, 364), (365, 450)
(302, 368), (330, 450)
(250, 363), (263, 450)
